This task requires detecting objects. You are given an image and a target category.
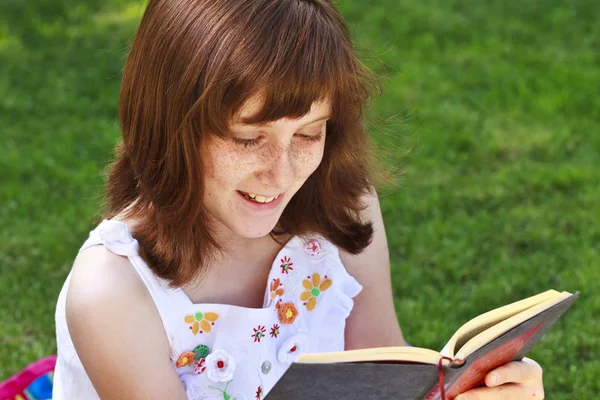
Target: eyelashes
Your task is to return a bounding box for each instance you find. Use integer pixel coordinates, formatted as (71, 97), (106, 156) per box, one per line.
(232, 132), (324, 148)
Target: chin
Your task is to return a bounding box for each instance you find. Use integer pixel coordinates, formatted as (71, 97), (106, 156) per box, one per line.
(229, 220), (279, 240)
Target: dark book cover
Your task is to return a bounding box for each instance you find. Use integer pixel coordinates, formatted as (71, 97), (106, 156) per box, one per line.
(265, 292), (579, 400)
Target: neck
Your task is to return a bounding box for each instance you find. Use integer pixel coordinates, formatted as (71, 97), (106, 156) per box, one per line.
(217, 234), (281, 269)
(181, 230), (291, 305)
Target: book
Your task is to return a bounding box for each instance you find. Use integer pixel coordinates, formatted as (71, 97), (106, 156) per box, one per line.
(265, 289), (579, 400)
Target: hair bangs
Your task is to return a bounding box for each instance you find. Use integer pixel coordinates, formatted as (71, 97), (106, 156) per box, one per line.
(202, 0), (360, 134)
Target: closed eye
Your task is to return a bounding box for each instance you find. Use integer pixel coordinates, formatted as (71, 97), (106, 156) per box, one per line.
(232, 137), (261, 148)
(231, 132), (324, 148)
(296, 132), (324, 143)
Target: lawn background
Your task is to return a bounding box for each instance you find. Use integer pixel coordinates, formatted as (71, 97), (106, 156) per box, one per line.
(1, 0), (598, 398)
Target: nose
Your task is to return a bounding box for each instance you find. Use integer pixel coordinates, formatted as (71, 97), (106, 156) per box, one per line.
(257, 142), (297, 191)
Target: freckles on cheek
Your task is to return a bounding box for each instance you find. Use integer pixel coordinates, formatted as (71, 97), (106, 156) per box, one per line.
(227, 150), (256, 179)
(207, 141), (254, 185)
(296, 145), (325, 176)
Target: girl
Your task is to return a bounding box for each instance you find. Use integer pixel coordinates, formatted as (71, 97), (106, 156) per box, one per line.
(53, 0), (545, 399)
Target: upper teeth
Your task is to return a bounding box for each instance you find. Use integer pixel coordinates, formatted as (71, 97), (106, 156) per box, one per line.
(246, 193), (279, 203)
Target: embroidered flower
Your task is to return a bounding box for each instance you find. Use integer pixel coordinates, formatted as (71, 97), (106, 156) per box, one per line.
(280, 256), (294, 274)
(252, 325), (267, 342)
(300, 273), (332, 311)
(276, 301), (299, 324)
(193, 358), (207, 374)
(184, 311), (219, 335)
(277, 333), (309, 364)
(270, 324), (280, 338)
(268, 278), (285, 306)
(205, 349), (236, 383)
(256, 385), (263, 400)
(176, 352), (196, 368)
(304, 239), (322, 256)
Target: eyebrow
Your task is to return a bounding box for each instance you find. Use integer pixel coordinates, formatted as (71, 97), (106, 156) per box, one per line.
(235, 114), (331, 127)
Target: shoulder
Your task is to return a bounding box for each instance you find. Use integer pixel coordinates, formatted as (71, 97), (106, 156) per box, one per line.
(67, 217), (148, 307)
(65, 245), (187, 398)
(66, 244), (165, 350)
(67, 244), (149, 310)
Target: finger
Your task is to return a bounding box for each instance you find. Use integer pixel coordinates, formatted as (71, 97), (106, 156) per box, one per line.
(485, 358), (543, 387)
(455, 382), (544, 400)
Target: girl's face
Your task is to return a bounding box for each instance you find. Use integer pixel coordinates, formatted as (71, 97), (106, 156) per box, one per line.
(203, 97), (331, 240)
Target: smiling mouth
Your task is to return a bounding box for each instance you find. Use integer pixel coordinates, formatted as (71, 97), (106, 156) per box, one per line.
(238, 191), (281, 204)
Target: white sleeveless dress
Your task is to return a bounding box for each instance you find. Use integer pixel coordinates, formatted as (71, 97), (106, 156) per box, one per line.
(53, 219), (363, 399)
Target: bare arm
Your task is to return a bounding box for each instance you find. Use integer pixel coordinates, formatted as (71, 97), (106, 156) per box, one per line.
(340, 192), (407, 350)
(66, 246), (188, 400)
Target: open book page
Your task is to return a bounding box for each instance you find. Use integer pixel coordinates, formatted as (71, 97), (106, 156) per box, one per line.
(440, 289), (562, 358)
(297, 345), (442, 365)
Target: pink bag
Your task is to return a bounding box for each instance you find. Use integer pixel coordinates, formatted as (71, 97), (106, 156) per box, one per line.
(0, 356), (57, 400)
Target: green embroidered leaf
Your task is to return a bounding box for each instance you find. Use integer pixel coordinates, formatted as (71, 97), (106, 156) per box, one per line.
(193, 344), (209, 360)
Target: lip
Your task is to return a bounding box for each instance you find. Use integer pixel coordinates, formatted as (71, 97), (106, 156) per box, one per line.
(237, 190), (284, 211)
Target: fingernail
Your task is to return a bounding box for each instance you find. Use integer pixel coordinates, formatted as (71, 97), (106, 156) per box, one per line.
(489, 373), (499, 386)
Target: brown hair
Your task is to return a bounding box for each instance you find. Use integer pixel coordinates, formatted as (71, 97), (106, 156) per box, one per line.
(103, 0), (382, 287)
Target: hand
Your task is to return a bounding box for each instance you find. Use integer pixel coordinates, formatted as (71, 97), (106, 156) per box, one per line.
(455, 357), (544, 400)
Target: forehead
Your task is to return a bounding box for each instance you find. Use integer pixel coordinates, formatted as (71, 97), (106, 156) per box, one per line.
(232, 94), (332, 126)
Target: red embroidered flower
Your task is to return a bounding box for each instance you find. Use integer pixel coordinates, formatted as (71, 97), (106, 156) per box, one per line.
(256, 385), (263, 400)
(252, 325), (267, 342)
(270, 324), (280, 338)
(305, 239), (322, 256)
(193, 358), (206, 374)
(280, 256), (294, 274)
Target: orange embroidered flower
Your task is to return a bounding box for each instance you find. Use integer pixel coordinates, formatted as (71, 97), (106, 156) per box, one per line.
(300, 273), (332, 311)
(268, 278), (285, 305)
(276, 302), (299, 324)
(184, 311), (219, 335)
(176, 351), (196, 368)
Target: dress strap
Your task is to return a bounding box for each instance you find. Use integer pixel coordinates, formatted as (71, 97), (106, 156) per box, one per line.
(80, 219), (140, 256)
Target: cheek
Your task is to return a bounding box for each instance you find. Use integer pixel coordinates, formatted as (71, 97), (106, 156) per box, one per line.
(204, 142), (254, 186)
(296, 143), (325, 177)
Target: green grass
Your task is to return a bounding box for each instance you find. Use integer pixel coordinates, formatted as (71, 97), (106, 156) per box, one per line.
(1, 0), (598, 398)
